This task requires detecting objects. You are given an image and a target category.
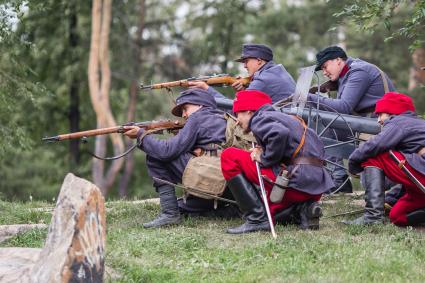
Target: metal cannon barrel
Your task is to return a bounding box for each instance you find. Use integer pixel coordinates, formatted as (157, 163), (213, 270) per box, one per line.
(215, 98), (381, 135)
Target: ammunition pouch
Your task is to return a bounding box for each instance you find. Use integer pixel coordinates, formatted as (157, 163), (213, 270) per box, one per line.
(182, 155), (226, 200)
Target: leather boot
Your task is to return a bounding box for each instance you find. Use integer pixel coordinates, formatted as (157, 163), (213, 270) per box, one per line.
(143, 185), (181, 228)
(274, 205), (297, 225)
(226, 174), (270, 234)
(343, 167), (385, 225)
(297, 201), (322, 230)
(406, 208), (425, 226)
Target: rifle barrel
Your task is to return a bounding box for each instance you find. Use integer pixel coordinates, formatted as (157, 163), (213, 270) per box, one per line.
(139, 75), (251, 90)
(42, 120), (184, 142)
(43, 126), (124, 142)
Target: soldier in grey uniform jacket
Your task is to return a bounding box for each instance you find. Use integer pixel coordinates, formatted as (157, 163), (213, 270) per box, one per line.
(124, 88), (228, 228)
(221, 90), (333, 234)
(344, 92), (425, 226)
(307, 46), (396, 193)
(190, 44), (296, 104)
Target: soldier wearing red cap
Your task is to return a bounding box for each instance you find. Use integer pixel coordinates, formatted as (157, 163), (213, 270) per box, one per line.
(221, 90), (333, 234)
(345, 92), (425, 226)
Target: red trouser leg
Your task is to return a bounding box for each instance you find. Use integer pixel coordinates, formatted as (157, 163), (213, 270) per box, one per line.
(389, 191), (425, 226)
(221, 147), (321, 218)
(361, 151), (425, 226)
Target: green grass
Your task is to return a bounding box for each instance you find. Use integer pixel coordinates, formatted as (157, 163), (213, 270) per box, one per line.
(0, 200), (52, 225)
(1, 197), (425, 282)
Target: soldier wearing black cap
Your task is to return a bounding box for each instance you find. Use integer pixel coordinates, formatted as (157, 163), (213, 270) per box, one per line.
(308, 46), (396, 193)
(309, 45), (395, 115)
(190, 43), (296, 104)
(124, 88), (228, 228)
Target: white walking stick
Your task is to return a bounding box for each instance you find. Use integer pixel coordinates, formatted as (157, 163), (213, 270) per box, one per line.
(252, 142), (277, 239)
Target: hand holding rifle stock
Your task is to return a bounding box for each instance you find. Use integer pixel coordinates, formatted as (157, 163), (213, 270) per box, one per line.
(140, 74), (251, 90)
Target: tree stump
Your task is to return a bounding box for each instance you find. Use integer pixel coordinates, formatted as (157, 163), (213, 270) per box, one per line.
(0, 173), (106, 282)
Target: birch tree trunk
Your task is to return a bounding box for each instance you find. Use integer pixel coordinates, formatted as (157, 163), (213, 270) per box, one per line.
(88, 0), (125, 195)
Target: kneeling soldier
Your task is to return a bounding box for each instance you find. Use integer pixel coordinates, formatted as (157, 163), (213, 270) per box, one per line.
(124, 88), (227, 228)
(346, 92), (425, 226)
(221, 90), (334, 234)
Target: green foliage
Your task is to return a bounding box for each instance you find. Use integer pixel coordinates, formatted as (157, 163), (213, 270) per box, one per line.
(336, 0), (425, 50)
(0, 2), (47, 156)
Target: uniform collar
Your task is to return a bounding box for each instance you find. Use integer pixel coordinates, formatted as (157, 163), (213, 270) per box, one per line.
(248, 104), (275, 129)
(339, 63), (349, 78)
(254, 60), (274, 76)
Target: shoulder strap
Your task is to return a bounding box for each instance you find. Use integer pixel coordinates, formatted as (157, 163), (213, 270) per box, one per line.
(290, 115), (307, 160)
(374, 64), (390, 93)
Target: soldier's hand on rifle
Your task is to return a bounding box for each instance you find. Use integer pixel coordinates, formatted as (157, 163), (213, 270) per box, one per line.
(123, 126), (141, 139)
(188, 81), (209, 90)
(309, 80), (338, 94)
(250, 147), (263, 162)
(232, 76), (246, 91)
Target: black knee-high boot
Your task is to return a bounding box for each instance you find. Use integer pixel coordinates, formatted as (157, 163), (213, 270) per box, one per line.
(297, 201), (322, 230)
(143, 185), (181, 228)
(274, 205), (297, 225)
(406, 208), (425, 226)
(275, 201), (322, 230)
(343, 167), (385, 225)
(226, 174), (270, 234)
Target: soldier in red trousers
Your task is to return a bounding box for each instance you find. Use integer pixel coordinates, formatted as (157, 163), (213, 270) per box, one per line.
(221, 90), (333, 234)
(346, 92), (425, 226)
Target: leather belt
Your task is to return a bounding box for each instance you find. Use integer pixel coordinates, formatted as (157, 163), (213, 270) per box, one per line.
(291, 156), (325, 167)
(193, 143), (222, 157)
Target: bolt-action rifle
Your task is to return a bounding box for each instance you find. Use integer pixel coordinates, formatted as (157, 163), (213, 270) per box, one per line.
(140, 74), (251, 90)
(308, 80), (338, 94)
(42, 120), (185, 143)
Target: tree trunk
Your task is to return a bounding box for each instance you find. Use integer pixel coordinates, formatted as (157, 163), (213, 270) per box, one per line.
(409, 47), (425, 91)
(119, 0), (146, 198)
(88, 0), (124, 195)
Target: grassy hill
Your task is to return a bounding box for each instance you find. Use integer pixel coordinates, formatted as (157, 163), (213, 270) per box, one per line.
(1, 195), (425, 283)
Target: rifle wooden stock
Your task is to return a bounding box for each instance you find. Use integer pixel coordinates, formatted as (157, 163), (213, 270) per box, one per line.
(140, 75), (251, 90)
(42, 120), (185, 142)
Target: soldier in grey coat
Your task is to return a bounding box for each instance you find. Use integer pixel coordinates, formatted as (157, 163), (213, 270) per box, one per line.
(308, 46), (396, 193)
(190, 44), (296, 104)
(124, 88), (227, 228)
(221, 90), (333, 234)
(345, 92), (425, 226)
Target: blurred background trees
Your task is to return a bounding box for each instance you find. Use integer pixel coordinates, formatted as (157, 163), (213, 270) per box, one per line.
(1, 0), (423, 201)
